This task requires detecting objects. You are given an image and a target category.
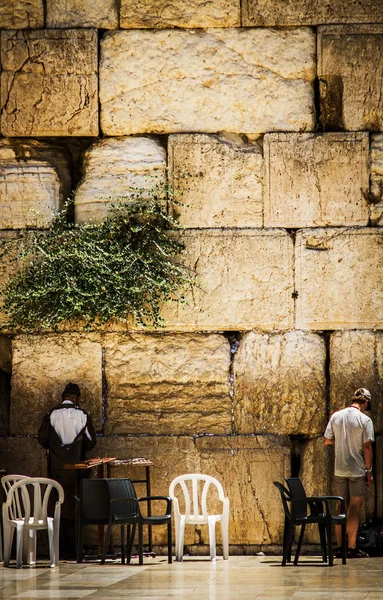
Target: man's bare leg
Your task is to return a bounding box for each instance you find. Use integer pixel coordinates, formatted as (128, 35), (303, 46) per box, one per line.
(346, 496), (364, 549)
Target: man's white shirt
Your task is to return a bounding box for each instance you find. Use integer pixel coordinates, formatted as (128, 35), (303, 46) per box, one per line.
(50, 400), (92, 445)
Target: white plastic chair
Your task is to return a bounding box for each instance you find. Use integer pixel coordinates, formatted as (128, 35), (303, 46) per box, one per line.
(169, 474), (229, 561)
(1, 475), (32, 564)
(2, 477), (64, 568)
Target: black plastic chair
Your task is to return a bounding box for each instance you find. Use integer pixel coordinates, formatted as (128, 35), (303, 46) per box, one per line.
(76, 478), (110, 563)
(101, 478), (172, 566)
(285, 478), (347, 566)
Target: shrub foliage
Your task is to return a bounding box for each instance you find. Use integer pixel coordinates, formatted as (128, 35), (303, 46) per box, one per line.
(1, 193), (194, 332)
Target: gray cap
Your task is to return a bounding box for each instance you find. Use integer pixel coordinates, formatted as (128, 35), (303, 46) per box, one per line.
(354, 388), (371, 401)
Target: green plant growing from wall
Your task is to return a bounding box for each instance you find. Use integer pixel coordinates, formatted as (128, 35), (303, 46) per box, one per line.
(1, 187), (194, 333)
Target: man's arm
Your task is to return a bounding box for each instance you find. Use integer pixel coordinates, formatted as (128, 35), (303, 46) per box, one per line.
(37, 413), (51, 449)
(364, 440), (373, 486)
(324, 437), (334, 445)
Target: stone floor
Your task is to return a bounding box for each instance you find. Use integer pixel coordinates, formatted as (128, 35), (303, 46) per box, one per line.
(1, 555), (383, 600)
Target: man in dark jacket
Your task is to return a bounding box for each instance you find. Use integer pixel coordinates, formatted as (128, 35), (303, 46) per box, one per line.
(38, 382), (96, 558)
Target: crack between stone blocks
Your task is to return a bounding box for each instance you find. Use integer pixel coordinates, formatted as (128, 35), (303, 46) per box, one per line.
(223, 332), (241, 435)
(323, 332), (331, 423)
(42, 0), (47, 27)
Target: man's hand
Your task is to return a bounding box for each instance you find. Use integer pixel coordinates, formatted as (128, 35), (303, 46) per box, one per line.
(366, 470), (374, 486)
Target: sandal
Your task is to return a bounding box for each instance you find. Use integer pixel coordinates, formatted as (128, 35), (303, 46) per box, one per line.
(347, 547), (369, 558)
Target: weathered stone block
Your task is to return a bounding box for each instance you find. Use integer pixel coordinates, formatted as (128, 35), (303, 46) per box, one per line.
(196, 435), (291, 545)
(100, 28), (315, 135)
(168, 134), (263, 228)
(233, 331), (326, 436)
(370, 134), (383, 226)
(0, 231), (22, 328)
(295, 228), (383, 330)
(0, 0), (44, 28)
(46, 0), (118, 28)
(242, 0), (383, 26)
(74, 137), (166, 224)
(318, 25), (383, 131)
(95, 435), (199, 545)
(1, 30), (98, 137)
(10, 334), (102, 435)
(160, 229), (294, 332)
(120, 0), (240, 28)
(296, 437), (332, 543)
(103, 333), (231, 435)
(0, 438), (47, 477)
(0, 139), (71, 229)
(329, 331), (383, 435)
(376, 436), (383, 519)
(264, 133), (369, 228)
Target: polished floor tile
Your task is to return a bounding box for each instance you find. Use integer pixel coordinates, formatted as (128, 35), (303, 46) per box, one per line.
(0, 555), (382, 599)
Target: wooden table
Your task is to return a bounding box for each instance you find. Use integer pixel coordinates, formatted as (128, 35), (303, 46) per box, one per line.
(64, 458), (116, 554)
(65, 457), (155, 555)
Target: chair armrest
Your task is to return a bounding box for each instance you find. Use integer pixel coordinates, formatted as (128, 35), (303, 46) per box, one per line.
(306, 495), (346, 515)
(137, 496), (172, 516)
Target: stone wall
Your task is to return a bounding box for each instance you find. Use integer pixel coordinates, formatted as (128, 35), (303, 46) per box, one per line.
(0, 1), (382, 554)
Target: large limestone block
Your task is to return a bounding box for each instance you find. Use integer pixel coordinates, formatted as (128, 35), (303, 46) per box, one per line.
(160, 229), (294, 332)
(376, 437), (383, 518)
(95, 436), (199, 545)
(0, 231), (23, 328)
(121, 0), (240, 28)
(168, 134), (263, 228)
(370, 135), (383, 226)
(295, 228), (383, 330)
(233, 331), (326, 436)
(196, 435), (291, 545)
(46, 0), (118, 28)
(264, 133), (369, 228)
(0, 139), (71, 229)
(103, 333), (231, 435)
(329, 331), (383, 435)
(242, 0), (383, 26)
(100, 28), (315, 135)
(0, 0), (44, 28)
(1, 30), (98, 137)
(318, 25), (383, 131)
(10, 334), (102, 435)
(75, 137), (166, 224)
(0, 438), (47, 477)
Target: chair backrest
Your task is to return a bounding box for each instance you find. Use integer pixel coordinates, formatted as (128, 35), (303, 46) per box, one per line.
(78, 478), (110, 523)
(169, 474), (227, 519)
(273, 481), (292, 521)
(285, 478), (308, 519)
(1, 475), (31, 521)
(3, 477), (64, 524)
(106, 478), (138, 519)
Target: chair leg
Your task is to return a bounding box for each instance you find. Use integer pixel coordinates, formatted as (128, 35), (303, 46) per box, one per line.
(221, 517), (229, 560)
(121, 526), (125, 564)
(3, 525), (14, 567)
(175, 516), (185, 562)
(16, 522), (24, 569)
(282, 520), (294, 566)
(126, 524), (136, 564)
(318, 523), (327, 563)
(48, 520), (56, 567)
(208, 517), (217, 561)
(138, 523), (143, 566)
(341, 523), (347, 565)
(294, 524), (305, 566)
(101, 522), (113, 565)
(326, 519), (334, 567)
(167, 521), (173, 564)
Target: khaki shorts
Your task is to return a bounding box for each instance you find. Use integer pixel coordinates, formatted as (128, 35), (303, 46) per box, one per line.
(334, 475), (368, 501)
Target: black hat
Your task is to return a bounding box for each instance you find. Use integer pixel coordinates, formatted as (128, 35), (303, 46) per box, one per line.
(63, 383), (80, 396)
